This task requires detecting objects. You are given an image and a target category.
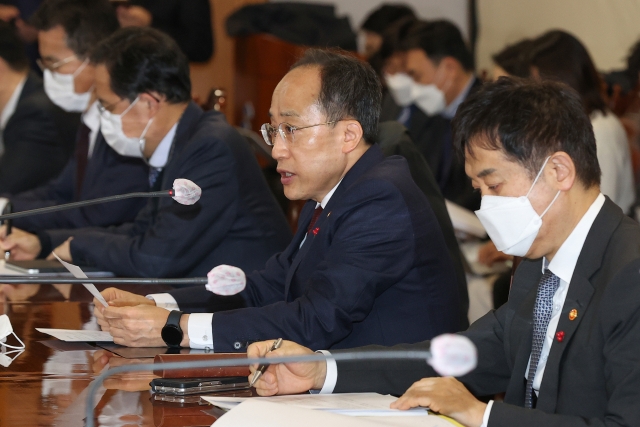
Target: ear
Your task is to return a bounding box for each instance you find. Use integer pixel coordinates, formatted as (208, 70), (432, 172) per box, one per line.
(341, 121), (364, 154)
(549, 151), (576, 191)
(139, 92), (162, 118)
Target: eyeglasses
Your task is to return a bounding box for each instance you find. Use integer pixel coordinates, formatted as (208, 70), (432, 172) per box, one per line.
(36, 55), (78, 72)
(97, 98), (127, 115)
(260, 121), (340, 146)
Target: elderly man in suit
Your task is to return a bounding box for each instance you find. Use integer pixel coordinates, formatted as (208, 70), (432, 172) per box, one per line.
(90, 48), (462, 352)
(248, 77), (640, 427)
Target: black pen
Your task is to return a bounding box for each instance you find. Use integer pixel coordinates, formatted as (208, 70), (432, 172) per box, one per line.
(250, 338), (283, 387)
(3, 202), (11, 261)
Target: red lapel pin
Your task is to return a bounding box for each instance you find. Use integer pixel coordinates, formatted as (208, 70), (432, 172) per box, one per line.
(312, 227), (320, 235)
(555, 331), (565, 342)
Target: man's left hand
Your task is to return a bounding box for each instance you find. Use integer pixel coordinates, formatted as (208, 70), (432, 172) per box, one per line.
(102, 304), (172, 347)
(47, 237), (73, 262)
(390, 377), (486, 427)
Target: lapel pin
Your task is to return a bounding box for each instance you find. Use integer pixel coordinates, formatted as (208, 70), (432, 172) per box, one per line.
(555, 331), (565, 342)
(327, 212), (331, 217)
(312, 227), (320, 235)
(569, 309), (578, 321)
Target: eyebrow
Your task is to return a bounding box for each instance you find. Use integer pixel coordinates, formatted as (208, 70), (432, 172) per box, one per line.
(280, 110), (300, 118)
(477, 168), (497, 178)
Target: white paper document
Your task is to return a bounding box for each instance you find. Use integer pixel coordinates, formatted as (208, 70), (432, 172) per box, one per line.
(36, 328), (113, 342)
(445, 200), (486, 238)
(213, 399), (455, 427)
(202, 393), (428, 417)
(52, 253), (108, 307)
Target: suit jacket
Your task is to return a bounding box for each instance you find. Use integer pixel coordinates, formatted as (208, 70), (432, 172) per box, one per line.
(377, 120), (469, 329)
(61, 102), (291, 277)
(130, 0), (213, 62)
(333, 198), (640, 427)
(171, 144), (462, 352)
(380, 79), (483, 211)
(0, 73), (78, 194)
(9, 128), (150, 237)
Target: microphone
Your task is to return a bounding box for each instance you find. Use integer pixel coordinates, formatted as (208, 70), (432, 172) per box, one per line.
(83, 334), (478, 427)
(0, 179), (201, 222)
(0, 263), (246, 295)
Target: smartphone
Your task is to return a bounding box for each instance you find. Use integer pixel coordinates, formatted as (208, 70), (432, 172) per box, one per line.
(150, 377), (250, 396)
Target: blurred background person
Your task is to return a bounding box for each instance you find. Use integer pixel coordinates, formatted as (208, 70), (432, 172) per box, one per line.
(491, 38), (533, 80)
(359, 3), (415, 59)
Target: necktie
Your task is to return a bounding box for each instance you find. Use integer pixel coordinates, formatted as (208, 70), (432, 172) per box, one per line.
(149, 168), (161, 188)
(525, 269), (560, 408)
(74, 123), (91, 198)
(307, 206), (323, 234)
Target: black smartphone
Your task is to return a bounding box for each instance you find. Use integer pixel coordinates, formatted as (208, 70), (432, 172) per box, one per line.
(150, 377), (250, 396)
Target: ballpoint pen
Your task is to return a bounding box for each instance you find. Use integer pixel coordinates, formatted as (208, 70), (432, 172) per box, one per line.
(249, 338), (283, 387)
(3, 202), (11, 261)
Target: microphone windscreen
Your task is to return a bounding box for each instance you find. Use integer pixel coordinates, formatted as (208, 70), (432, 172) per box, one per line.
(205, 265), (246, 295)
(428, 334), (477, 377)
(172, 179), (202, 205)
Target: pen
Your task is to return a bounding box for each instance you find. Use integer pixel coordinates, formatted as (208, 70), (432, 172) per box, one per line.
(3, 202), (11, 261)
(250, 337), (283, 387)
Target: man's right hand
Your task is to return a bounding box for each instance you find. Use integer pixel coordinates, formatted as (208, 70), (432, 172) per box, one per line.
(93, 287), (154, 332)
(0, 226), (41, 260)
(247, 340), (328, 396)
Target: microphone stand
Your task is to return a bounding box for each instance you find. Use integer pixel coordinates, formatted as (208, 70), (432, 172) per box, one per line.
(0, 190), (173, 222)
(0, 277), (208, 285)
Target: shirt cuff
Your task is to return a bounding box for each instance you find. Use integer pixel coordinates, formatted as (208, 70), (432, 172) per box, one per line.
(313, 350), (337, 394)
(187, 313), (214, 350)
(480, 400), (494, 427)
(146, 293), (180, 311)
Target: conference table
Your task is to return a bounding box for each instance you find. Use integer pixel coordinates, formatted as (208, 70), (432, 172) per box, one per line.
(0, 279), (242, 427)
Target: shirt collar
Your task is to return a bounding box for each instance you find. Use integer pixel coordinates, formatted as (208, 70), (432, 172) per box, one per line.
(316, 179), (342, 209)
(442, 75), (475, 120)
(82, 100), (100, 134)
(543, 193), (606, 283)
(148, 123), (178, 169)
(0, 76), (27, 129)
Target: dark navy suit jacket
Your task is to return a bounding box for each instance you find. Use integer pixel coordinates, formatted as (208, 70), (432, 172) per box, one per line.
(61, 102), (291, 277)
(170, 144), (462, 352)
(9, 129), (149, 237)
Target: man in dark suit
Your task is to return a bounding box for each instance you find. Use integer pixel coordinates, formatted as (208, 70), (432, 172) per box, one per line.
(0, 0), (150, 242)
(91, 49), (461, 352)
(0, 21), (76, 194)
(2, 27), (291, 277)
(382, 20), (481, 211)
(248, 78), (640, 427)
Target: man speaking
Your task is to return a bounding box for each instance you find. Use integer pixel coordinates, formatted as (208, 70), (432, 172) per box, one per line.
(248, 78), (640, 427)
(92, 49), (462, 352)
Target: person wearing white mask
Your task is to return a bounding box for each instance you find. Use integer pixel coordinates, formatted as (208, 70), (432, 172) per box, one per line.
(0, 0), (151, 259)
(397, 20), (482, 211)
(246, 78), (640, 427)
(1, 27), (291, 280)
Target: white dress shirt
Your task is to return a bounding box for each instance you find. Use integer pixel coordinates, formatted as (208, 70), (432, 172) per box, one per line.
(148, 123), (177, 168)
(82, 101), (100, 158)
(148, 179), (343, 349)
(317, 194), (606, 426)
(0, 76), (27, 157)
(442, 75), (475, 120)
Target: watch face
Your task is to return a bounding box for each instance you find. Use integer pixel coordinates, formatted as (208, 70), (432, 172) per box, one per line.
(162, 325), (182, 347)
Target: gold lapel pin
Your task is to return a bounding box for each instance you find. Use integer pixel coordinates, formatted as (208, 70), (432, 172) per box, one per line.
(327, 212), (331, 217)
(569, 309), (578, 321)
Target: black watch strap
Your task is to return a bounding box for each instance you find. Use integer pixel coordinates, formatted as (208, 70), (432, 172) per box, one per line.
(162, 310), (184, 348)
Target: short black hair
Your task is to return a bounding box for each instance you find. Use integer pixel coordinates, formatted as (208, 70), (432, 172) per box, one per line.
(399, 20), (474, 71)
(291, 49), (382, 144)
(0, 21), (28, 72)
(626, 39), (640, 87)
(529, 30), (606, 116)
(31, 0), (119, 59)
(368, 15), (417, 78)
(361, 4), (416, 35)
(492, 38), (533, 78)
(90, 27), (191, 104)
(452, 77), (600, 188)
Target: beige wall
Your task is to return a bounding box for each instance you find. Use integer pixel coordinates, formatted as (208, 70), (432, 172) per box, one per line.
(189, 0), (265, 124)
(476, 0), (640, 75)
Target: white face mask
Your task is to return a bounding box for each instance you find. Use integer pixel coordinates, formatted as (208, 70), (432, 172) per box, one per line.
(0, 314), (25, 350)
(412, 83), (446, 116)
(474, 157), (561, 257)
(385, 73), (415, 107)
(43, 59), (92, 112)
(100, 96), (154, 158)
(0, 348), (24, 367)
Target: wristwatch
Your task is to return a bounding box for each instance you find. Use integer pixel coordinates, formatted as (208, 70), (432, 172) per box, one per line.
(161, 310), (184, 348)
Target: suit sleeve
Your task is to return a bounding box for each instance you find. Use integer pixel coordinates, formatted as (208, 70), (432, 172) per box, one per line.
(209, 180), (419, 352)
(66, 133), (240, 278)
(332, 303), (512, 396)
(487, 260), (640, 427)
